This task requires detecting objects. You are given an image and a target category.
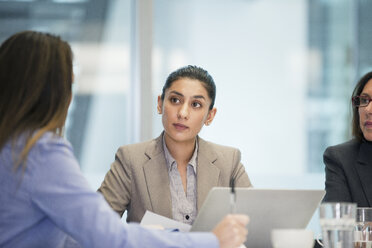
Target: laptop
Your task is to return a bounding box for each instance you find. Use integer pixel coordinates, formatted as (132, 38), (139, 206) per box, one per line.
(190, 187), (325, 248)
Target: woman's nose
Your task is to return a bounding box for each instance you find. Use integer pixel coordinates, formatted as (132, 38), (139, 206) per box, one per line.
(177, 103), (190, 119)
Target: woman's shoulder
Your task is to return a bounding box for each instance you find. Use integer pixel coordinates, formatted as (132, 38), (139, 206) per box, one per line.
(7, 131), (71, 156)
(7, 132), (77, 184)
(326, 139), (360, 153)
(324, 139), (361, 163)
(34, 132), (72, 154)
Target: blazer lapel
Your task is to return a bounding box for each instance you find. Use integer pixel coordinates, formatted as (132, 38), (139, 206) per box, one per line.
(355, 142), (372, 207)
(196, 137), (220, 210)
(143, 135), (173, 219)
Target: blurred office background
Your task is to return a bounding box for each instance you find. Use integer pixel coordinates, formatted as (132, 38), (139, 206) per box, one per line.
(1, 0), (372, 233)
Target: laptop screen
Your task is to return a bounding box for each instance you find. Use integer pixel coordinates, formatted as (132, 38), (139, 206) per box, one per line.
(191, 187), (325, 248)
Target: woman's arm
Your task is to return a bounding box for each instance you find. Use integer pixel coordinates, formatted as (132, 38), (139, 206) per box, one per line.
(323, 146), (352, 202)
(98, 147), (132, 217)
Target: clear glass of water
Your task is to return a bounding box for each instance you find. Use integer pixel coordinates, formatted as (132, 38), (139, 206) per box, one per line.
(354, 208), (372, 248)
(319, 202), (357, 248)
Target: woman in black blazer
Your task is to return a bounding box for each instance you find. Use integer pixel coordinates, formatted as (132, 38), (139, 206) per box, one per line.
(323, 71), (372, 207)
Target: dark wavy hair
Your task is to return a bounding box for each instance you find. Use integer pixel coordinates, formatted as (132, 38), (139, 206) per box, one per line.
(351, 71), (372, 141)
(161, 65), (216, 110)
(0, 31), (73, 170)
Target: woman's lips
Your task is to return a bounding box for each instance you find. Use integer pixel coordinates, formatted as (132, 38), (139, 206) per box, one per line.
(173, 123), (188, 131)
(365, 121), (372, 128)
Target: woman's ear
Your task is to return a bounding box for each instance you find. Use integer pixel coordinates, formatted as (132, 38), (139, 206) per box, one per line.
(205, 107), (217, 126)
(157, 95), (162, 114)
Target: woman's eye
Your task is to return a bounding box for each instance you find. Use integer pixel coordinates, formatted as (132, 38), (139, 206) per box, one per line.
(170, 97), (180, 103)
(361, 96), (370, 105)
(192, 102), (202, 108)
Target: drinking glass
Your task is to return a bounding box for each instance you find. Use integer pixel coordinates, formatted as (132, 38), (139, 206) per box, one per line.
(354, 208), (372, 248)
(319, 202), (357, 248)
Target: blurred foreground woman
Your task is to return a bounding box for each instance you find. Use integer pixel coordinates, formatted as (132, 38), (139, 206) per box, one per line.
(0, 31), (249, 248)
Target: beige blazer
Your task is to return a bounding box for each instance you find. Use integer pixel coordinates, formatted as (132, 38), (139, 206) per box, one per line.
(98, 133), (252, 223)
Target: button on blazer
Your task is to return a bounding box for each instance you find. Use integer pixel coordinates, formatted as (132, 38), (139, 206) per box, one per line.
(323, 139), (372, 207)
(98, 133), (252, 223)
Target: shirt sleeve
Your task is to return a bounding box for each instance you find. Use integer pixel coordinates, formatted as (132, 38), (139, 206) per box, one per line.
(123, 224), (219, 248)
(29, 138), (219, 248)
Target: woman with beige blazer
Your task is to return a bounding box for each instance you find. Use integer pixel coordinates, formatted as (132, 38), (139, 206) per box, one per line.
(98, 65), (252, 224)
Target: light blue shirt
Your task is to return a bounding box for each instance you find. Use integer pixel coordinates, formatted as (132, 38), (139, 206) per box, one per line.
(0, 132), (218, 248)
(163, 134), (198, 224)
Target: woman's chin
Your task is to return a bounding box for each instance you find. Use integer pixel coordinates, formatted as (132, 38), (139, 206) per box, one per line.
(364, 134), (372, 142)
(165, 131), (195, 143)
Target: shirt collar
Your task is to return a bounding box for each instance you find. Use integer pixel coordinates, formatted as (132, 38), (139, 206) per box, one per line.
(162, 133), (198, 173)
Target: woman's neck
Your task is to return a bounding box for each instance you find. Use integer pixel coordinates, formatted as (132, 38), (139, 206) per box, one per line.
(164, 134), (196, 164)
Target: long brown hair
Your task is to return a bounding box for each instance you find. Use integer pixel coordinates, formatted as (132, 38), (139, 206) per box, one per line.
(0, 31), (73, 170)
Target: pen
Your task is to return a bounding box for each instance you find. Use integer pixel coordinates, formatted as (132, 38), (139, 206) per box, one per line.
(230, 178), (236, 214)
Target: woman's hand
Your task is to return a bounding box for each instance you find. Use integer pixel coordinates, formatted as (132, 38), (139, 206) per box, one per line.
(212, 214), (249, 248)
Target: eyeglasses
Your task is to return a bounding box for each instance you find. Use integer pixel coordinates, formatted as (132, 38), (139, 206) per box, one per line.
(352, 95), (372, 107)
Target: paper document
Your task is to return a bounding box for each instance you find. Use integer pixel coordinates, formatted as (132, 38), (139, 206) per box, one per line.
(140, 210), (191, 232)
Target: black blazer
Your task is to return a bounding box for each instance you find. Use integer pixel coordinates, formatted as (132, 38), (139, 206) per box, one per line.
(323, 139), (372, 207)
